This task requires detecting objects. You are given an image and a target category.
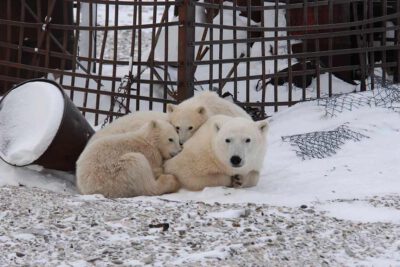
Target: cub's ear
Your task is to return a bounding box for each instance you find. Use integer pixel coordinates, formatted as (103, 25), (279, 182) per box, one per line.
(167, 104), (176, 113)
(257, 119), (269, 134)
(197, 106), (206, 115)
(214, 123), (220, 132)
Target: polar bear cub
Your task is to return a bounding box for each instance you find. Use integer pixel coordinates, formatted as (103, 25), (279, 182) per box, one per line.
(164, 115), (268, 191)
(167, 91), (251, 144)
(76, 120), (181, 198)
(90, 111), (168, 143)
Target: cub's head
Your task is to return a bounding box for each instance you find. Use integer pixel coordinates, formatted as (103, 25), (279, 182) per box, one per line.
(212, 117), (269, 173)
(167, 104), (208, 144)
(146, 120), (181, 160)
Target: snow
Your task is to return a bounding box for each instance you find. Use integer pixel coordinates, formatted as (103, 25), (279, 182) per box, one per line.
(11, 233), (36, 241)
(0, 160), (75, 193)
(172, 247), (229, 265)
(0, 81), (64, 166)
(318, 201), (400, 224)
(207, 209), (248, 219)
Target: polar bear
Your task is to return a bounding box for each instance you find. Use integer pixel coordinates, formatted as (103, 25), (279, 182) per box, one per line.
(164, 115), (268, 191)
(90, 111), (168, 143)
(167, 91), (252, 144)
(76, 120), (181, 198)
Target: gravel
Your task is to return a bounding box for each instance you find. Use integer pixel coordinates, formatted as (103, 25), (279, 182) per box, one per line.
(1, 186), (399, 266)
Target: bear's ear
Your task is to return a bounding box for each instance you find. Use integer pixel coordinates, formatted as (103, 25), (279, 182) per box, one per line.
(214, 123), (220, 132)
(167, 104), (176, 113)
(257, 120), (269, 134)
(197, 106), (206, 115)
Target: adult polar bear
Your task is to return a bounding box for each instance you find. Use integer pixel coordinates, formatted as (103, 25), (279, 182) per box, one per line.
(167, 91), (251, 144)
(164, 115), (268, 191)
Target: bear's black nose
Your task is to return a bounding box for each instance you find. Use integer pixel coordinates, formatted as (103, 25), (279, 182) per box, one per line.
(230, 155), (242, 166)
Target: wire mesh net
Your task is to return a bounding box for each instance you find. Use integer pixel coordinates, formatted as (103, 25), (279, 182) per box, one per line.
(282, 124), (369, 160)
(318, 75), (400, 117)
(372, 76), (400, 112)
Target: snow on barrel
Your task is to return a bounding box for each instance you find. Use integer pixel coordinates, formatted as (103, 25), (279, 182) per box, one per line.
(0, 81), (64, 166)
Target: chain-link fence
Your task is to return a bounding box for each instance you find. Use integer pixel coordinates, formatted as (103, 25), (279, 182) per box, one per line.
(282, 124), (369, 160)
(318, 75), (400, 117)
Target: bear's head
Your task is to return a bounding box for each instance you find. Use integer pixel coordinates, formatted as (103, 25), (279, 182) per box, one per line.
(212, 117), (269, 173)
(167, 104), (208, 144)
(145, 120), (182, 160)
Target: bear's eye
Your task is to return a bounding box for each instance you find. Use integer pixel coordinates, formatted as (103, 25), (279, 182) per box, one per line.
(175, 127), (180, 132)
(225, 138), (231, 143)
(188, 126), (193, 131)
(168, 138), (174, 143)
(245, 138), (251, 143)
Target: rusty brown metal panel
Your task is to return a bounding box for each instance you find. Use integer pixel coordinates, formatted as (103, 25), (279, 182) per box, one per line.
(177, 0), (195, 102)
(0, 0), (17, 92)
(0, 0), (399, 124)
(288, 1), (355, 88)
(395, 0), (400, 83)
(0, 0), (73, 93)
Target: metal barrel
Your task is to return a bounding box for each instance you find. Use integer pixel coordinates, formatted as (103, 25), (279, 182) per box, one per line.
(0, 79), (94, 171)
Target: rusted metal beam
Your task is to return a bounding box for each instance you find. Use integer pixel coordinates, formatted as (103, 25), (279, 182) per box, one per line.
(177, 0), (195, 102)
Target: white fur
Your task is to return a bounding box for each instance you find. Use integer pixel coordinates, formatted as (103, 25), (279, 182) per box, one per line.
(164, 115), (268, 191)
(76, 120), (181, 198)
(167, 91), (252, 144)
(90, 111), (168, 143)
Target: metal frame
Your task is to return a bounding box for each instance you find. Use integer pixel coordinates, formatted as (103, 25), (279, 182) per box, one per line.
(0, 0), (399, 125)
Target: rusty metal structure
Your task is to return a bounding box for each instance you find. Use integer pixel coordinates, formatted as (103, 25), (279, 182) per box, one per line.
(0, 0), (399, 126)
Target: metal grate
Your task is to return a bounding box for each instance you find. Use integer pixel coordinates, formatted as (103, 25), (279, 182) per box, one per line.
(0, 0), (399, 126)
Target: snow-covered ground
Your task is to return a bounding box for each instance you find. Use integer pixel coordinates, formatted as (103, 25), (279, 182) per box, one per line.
(1, 186), (400, 266)
(2, 86), (400, 265)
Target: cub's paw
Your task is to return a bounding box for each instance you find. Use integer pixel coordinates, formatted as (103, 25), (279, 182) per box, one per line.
(231, 175), (243, 188)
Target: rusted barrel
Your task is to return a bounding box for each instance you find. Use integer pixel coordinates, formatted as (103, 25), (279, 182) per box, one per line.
(0, 79), (94, 171)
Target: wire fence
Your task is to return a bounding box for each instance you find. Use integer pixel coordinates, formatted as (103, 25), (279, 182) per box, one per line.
(0, 0), (399, 126)
(282, 124), (369, 160)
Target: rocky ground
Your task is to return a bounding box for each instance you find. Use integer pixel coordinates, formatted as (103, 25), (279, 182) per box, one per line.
(1, 186), (399, 266)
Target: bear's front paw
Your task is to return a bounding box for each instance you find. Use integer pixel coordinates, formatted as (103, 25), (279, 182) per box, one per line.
(231, 175), (243, 188)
